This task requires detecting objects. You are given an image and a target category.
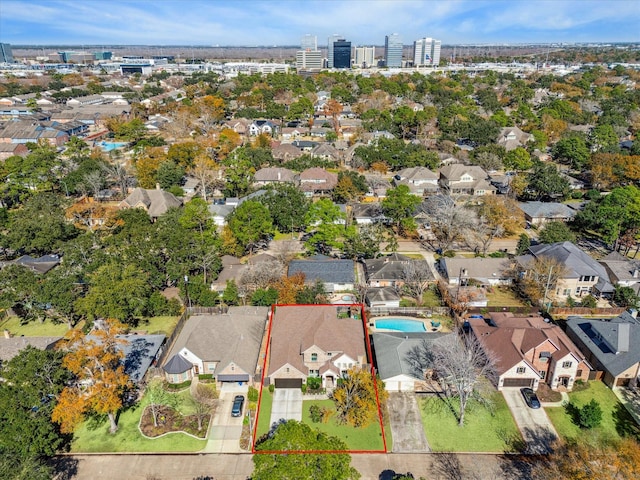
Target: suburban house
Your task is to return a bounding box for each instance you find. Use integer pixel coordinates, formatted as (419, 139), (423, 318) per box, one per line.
(0, 120), (70, 146)
(365, 287), (401, 308)
(0, 335), (62, 369)
(599, 251), (640, 295)
(288, 254), (354, 293)
(272, 143), (304, 162)
(438, 165), (496, 196)
(438, 257), (513, 287)
(299, 167), (338, 197)
(253, 167), (297, 187)
(371, 332), (453, 391)
(211, 255), (247, 293)
(120, 187), (182, 220)
(496, 126), (534, 151)
(162, 306), (269, 385)
(519, 242), (614, 300)
(393, 167), (439, 196)
(470, 312), (591, 391)
(310, 143), (340, 163)
(518, 201), (577, 227)
(566, 310), (640, 387)
(116, 334), (166, 383)
(267, 305), (367, 389)
(365, 253), (433, 288)
(249, 119), (277, 136)
(0, 254), (61, 274)
(351, 203), (389, 225)
(0, 142), (29, 160)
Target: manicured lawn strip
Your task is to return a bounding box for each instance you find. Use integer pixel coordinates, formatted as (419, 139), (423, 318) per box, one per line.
(137, 316), (180, 336)
(256, 389), (274, 438)
(301, 400), (385, 451)
(486, 287), (528, 307)
(546, 381), (640, 442)
(419, 393), (522, 452)
(71, 387), (206, 452)
(0, 316), (71, 337)
(421, 288), (443, 308)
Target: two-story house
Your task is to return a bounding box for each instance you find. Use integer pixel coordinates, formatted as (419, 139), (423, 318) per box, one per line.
(496, 126), (534, 151)
(299, 167), (338, 197)
(267, 305), (367, 389)
(438, 165), (496, 196)
(393, 167), (439, 197)
(249, 119), (277, 136)
(470, 312), (591, 391)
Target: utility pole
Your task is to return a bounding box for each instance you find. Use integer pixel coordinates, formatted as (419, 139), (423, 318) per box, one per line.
(542, 265), (554, 312)
(184, 275), (192, 309)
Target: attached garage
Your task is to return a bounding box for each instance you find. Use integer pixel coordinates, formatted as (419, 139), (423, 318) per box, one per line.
(274, 378), (303, 389)
(217, 373), (250, 383)
(502, 377), (535, 388)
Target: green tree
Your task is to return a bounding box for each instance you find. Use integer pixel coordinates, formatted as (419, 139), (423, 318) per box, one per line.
(342, 224), (389, 260)
(261, 184), (310, 233)
(613, 285), (640, 308)
(504, 147), (533, 171)
(304, 199), (346, 252)
(253, 420), (360, 480)
(526, 162), (571, 201)
(222, 279), (239, 305)
(578, 399), (603, 429)
(227, 200), (274, 253)
(589, 124), (619, 152)
(155, 160), (185, 189)
(251, 287), (279, 306)
(0, 347), (71, 459)
(538, 221), (576, 244)
(382, 185), (421, 235)
(552, 135), (590, 169)
(516, 233), (531, 255)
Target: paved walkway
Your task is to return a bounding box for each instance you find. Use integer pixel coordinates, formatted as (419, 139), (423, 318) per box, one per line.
(502, 388), (558, 454)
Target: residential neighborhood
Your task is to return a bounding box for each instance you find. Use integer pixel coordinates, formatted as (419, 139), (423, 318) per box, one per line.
(1, 10), (640, 479)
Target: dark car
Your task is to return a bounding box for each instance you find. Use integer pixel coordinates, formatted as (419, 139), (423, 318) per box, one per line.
(521, 387), (541, 409)
(231, 395), (244, 417)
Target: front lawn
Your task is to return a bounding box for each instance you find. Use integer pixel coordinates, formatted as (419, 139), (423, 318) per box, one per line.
(71, 386), (207, 452)
(301, 399), (386, 451)
(255, 388), (274, 438)
(419, 392), (522, 452)
(546, 381), (640, 442)
(136, 316), (180, 336)
(0, 315), (72, 337)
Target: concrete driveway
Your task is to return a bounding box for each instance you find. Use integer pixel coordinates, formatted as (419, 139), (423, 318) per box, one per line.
(502, 388), (558, 454)
(270, 388), (303, 426)
(387, 392), (430, 452)
(205, 383), (248, 453)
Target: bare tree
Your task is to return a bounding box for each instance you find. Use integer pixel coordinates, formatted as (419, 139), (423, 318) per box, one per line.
(468, 218), (505, 255)
(83, 170), (105, 199)
(430, 333), (497, 426)
(190, 384), (216, 432)
(400, 260), (435, 304)
(271, 240), (299, 267)
(239, 260), (284, 293)
(516, 256), (567, 307)
(189, 153), (220, 202)
(102, 162), (130, 199)
(419, 195), (475, 251)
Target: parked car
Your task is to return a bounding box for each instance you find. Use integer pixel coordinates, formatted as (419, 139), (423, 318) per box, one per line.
(231, 395), (245, 417)
(520, 388), (541, 409)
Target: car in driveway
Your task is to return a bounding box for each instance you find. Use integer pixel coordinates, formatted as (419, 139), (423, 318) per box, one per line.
(521, 387), (541, 409)
(231, 395), (244, 417)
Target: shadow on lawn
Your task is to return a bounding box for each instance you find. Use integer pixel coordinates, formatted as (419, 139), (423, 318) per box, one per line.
(613, 401), (640, 439)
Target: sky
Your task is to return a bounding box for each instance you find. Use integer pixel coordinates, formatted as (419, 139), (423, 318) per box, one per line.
(1, 0), (639, 46)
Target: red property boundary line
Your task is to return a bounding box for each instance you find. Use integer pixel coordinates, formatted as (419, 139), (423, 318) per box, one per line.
(251, 303), (387, 455)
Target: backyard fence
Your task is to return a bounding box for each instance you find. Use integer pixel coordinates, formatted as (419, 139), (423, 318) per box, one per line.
(366, 306), (450, 318)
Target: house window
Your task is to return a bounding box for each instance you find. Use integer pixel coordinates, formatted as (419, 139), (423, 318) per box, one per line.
(208, 365), (215, 372)
(311, 353), (318, 362)
(576, 369), (583, 378)
(286, 367), (290, 373)
(539, 370), (546, 379)
(516, 367), (526, 374)
(562, 361), (572, 368)
(327, 352), (332, 357)
(563, 289), (572, 296)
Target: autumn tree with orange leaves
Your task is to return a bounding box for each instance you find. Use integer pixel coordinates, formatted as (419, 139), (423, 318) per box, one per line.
(323, 99), (343, 137)
(274, 272), (306, 305)
(52, 320), (131, 434)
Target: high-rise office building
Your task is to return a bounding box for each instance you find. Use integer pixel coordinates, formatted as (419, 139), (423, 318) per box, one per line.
(413, 37), (441, 66)
(301, 34), (317, 51)
(354, 46), (375, 68)
(333, 39), (352, 69)
(296, 50), (323, 70)
(385, 34), (403, 67)
(0, 43), (14, 63)
(327, 34), (342, 68)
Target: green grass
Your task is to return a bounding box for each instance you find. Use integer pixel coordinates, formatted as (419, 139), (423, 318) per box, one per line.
(301, 400), (386, 451)
(71, 386), (206, 452)
(136, 316), (180, 336)
(419, 392), (522, 452)
(486, 287), (528, 307)
(546, 381), (640, 442)
(421, 288), (444, 308)
(256, 389), (274, 438)
(0, 316), (71, 337)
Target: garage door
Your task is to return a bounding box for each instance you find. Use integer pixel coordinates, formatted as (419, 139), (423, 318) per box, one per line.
(503, 378), (534, 388)
(274, 378), (303, 389)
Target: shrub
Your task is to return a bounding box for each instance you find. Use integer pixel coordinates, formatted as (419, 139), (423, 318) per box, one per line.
(578, 399), (602, 429)
(442, 250), (456, 258)
(309, 404), (322, 423)
(165, 380), (192, 391)
(198, 374), (213, 380)
(268, 384), (275, 393)
(248, 386), (259, 402)
(301, 384), (307, 394)
(580, 295), (597, 309)
(307, 376), (322, 390)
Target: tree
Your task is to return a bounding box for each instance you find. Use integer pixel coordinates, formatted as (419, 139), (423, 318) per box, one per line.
(189, 152), (220, 201)
(412, 333), (496, 426)
(331, 367), (386, 428)
(52, 320), (131, 434)
(146, 381), (179, 427)
(613, 285), (640, 308)
(552, 135), (590, 169)
(418, 195), (475, 251)
(517, 256), (567, 306)
(526, 161), (571, 201)
(538, 221), (576, 244)
(274, 272), (306, 306)
(304, 199), (346, 252)
(222, 279), (239, 305)
(261, 184), (310, 234)
(516, 233), (531, 255)
(156, 160), (185, 189)
(342, 223), (389, 260)
(504, 147), (533, 171)
(0, 347), (71, 459)
(253, 420), (360, 480)
(401, 260), (434, 304)
(323, 99), (343, 137)
(190, 384), (215, 431)
(382, 185), (421, 235)
(227, 200), (274, 253)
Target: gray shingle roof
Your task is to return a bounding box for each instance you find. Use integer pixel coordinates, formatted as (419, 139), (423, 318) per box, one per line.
(163, 353), (193, 374)
(518, 201), (577, 220)
(288, 255), (354, 284)
(566, 312), (640, 377)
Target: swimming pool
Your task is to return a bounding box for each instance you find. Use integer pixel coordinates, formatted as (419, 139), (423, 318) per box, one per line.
(99, 141), (129, 152)
(375, 318), (426, 332)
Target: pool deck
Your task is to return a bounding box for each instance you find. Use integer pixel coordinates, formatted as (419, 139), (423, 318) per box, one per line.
(368, 315), (443, 334)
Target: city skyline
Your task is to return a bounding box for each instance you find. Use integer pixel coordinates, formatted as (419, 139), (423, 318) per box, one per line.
(1, 0), (639, 46)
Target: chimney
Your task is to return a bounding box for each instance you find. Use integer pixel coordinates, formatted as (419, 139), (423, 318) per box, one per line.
(617, 323), (630, 353)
